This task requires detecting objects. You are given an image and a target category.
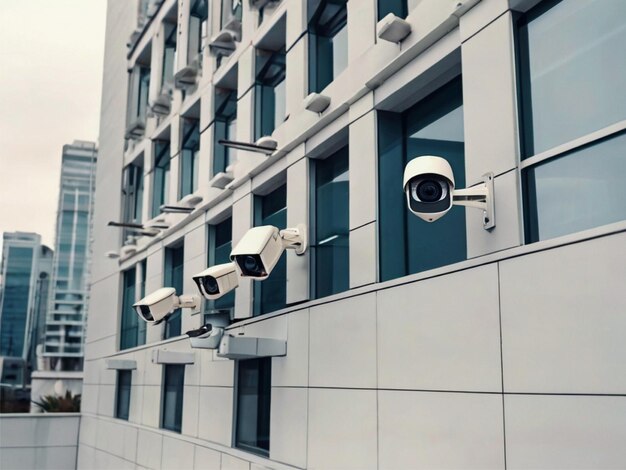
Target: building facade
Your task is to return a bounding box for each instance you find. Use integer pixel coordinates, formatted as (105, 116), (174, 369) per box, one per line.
(0, 232), (52, 385)
(79, 0), (626, 469)
(42, 141), (97, 371)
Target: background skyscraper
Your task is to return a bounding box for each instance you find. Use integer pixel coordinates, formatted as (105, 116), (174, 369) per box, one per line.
(42, 140), (97, 371)
(0, 232), (52, 385)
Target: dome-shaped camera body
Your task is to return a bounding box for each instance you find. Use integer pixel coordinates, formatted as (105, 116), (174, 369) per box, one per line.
(403, 156), (456, 222)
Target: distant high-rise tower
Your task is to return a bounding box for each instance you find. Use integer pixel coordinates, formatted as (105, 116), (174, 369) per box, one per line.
(42, 140), (97, 371)
(0, 232), (53, 386)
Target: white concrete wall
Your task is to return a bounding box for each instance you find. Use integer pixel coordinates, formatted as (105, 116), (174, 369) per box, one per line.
(81, 0), (626, 469)
(0, 414), (80, 470)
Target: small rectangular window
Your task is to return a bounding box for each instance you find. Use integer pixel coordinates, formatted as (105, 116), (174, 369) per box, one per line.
(308, 0), (348, 93)
(163, 245), (184, 339)
(151, 140), (171, 218)
(122, 162), (144, 239)
(179, 118), (200, 199)
(235, 358), (271, 456)
(205, 218), (234, 318)
(115, 370), (132, 420)
(120, 265), (146, 350)
(188, 0), (209, 64)
(253, 185), (287, 315)
(221, 0), (242, 29)
(254, 49), (286, 140)
(161, 364), (184, 433)
(162, 23), (177, 93)
(213, 89), (238, 176)
(312, 146), (349, 299)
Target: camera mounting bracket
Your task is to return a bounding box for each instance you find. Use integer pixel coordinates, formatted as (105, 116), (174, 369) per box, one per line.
(452, 172), (495, 230)
(279, 224), (308, 255)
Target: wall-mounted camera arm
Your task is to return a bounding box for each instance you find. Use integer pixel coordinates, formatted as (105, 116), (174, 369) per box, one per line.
(452, 173), (495, 230)
(279, 224), (308, 255)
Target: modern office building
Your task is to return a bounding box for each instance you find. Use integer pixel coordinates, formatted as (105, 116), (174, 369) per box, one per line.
(0, 232), (52, 385)
(42, 141), (97, 371)
(78, 0), (626, 468)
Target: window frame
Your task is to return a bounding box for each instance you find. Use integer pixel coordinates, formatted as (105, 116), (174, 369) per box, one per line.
(515, 0), (626, 243)
(160, 364), (185, 433)
(179, 118), (200, 200)
(163, 244), (184, 339)
(205, 216), (234, 319)
(307, 0), (348, 94)
(115, 369), (132, 421)
(234, 357), (272, 457)
(253, 184), (287, 315)
(310, 144), (350, 299)
(151, 139), (171, 218)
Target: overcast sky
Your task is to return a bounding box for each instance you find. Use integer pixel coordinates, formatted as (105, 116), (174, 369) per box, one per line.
(0, 0), (107, 252)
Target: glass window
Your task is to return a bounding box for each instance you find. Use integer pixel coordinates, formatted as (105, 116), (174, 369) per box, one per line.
(312, 146), (349, 299)
(0, 247), (34, 358)
(122, 162), (144, 227)
(518, 0), (626, 242)
(120, 265), (146, 350)
(235, 358), (271, 456)
(378, 76), (466, 282)
(308, 0), (348, 93)
(179, 119), (200, 199)
(162, 23), (177, 93)
(253, 185), (287, 315)
(221, 0), (242, 29)
(126, 65), (151, 129)
(188, 0), (209, 64)
(206, 218), (234, 317)
(163, 245), (184, 339)
(213, 89), (238, 176)
(161, 364), (184, 433)
(254, 49), (287, 140)
(525, 131), (626, 242)
(115, 370), (132, 420)
(377, 0), (421, 20)
(517, 0), (626, 157)
(151, 140), (171, 218)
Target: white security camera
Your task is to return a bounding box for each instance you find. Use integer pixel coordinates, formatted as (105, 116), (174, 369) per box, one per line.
(133, 287), (199, 325)
(403, 156), (495, 230)
(192, 262), (239, 300)
(230, 224), (307, 280)
(186, 324), (225, 349)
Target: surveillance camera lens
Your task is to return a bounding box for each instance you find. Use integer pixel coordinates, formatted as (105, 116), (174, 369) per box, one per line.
(202, 276), (219, 295)
(244, 255), (259, 272)
(139, 305), (153, 321)
(416, 179), (444, 203)
(235, 254), (266, 276)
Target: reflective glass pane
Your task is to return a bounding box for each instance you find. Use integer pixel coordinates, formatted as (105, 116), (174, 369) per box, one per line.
(164, 246), (184, 339)
(115, 370), (132, 420)
(254, 185), (287, 315)
(518, 0), (626, 156)
(525, 131), (626, 242)
(314, 146), (349, 299)
(152, 141), (170, 218)
(235, 358), (271, 456)
(161, 365), (184, 433)
(207, 218), (234, 314)
(378, 76), (466, 282)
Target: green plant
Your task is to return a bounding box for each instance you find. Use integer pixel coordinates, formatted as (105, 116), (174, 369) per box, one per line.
(32, 390), (81, 412)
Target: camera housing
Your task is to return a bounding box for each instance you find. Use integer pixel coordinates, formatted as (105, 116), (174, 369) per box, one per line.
(186, 324), (225, 349)
(133, 287), (199, 325)
(403, 156), (495, 229)
(230, 224), (307, 280)
(192, 262), (239, 300)
(403, 156), (455, 222)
